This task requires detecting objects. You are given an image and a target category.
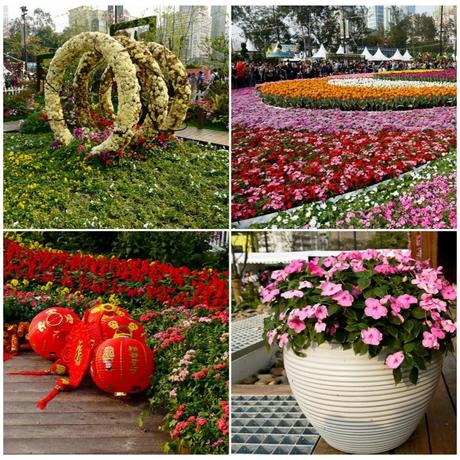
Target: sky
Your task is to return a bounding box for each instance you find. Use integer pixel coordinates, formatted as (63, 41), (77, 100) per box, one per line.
(4, 3), (213, 32)
(5, 3), (438, 32)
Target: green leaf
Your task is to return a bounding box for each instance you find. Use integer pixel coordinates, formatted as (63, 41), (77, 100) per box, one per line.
(358, 276), (371, 290)
(393, 368), (402, 384)
(327, 304), (340, 316)
(403, 342), (417, 353)
(409, 367), (419, 385)
(411, 307), (426, 319)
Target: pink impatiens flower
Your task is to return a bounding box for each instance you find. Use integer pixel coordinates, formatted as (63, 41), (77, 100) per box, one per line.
(284, 259), (305, 274)
(332, 290), (354, 307)
(320, 281), (343, 296)
(421, 331), (440, 349)
(267, 329), (277, 345)
(385, 351), (404, 369)
(441, 284), (456, 301)
(314, 321), (326, 333)
(261, 288), (280, 303)
(281, 289), (304, 299)
(299, 280), (313, 289)
(394, 294), (418, 310)
(441, 319), (457, 333)
(287, 309), (307, 333)
(364, 298), (388, 320)
(361, 327), (383, 346)
(278, 333), (289, 348)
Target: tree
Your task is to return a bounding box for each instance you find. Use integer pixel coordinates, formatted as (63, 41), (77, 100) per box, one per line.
(232, 6), (290, 52)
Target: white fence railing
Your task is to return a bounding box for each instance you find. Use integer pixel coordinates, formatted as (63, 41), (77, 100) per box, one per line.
(3, 86), (27, 96)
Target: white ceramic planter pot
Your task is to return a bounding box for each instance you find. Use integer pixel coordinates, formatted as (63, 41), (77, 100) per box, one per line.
(284, 342), (442, 454)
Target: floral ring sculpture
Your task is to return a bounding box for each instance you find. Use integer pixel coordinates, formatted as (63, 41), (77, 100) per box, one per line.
(45, 32), (191, 156)
(263, 250), (456, 454)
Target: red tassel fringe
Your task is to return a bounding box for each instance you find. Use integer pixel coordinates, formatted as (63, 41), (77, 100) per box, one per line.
(37, 385), (61, 411)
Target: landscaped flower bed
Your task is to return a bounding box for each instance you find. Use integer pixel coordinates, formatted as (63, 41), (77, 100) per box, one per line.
(4, 236), (229, 454)
(375, 68), (457, 82)
(257, 76), (456, 111)
(232, 126), (455, 220)
(231, 71), (457, 228)
(4, 133), (228, 229)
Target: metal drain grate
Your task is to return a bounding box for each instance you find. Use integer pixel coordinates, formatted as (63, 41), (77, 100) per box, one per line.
(232, 314), (268, 355)
(231, 395), (319, 454)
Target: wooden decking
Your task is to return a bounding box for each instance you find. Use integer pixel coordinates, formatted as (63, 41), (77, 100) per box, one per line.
(232, 353), (456, 455)
(4, 352), (169, 454)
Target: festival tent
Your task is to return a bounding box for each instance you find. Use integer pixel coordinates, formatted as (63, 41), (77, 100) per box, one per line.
(402, 50), (413, 61)
(390, 49), (405, 60)
(336, 45), (345, 54)
(312, 44), (328, 59)
(360, 46), (373, 60)
(368, 47), (390, 61)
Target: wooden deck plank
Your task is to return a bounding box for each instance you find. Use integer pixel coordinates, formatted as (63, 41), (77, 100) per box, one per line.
(313, 438), (346, 455)
(393, 416), (430, 454)
(425, 374), (457, 454)
(4, 352), (169, 454)
(442, 354), (457, 410)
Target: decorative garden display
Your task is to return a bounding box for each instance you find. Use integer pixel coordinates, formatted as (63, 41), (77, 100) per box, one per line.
(7, 303), (155, 410)
(45, 32), (191, 156)
(263, 250), (456, 454)
(90, 332), (154, 396)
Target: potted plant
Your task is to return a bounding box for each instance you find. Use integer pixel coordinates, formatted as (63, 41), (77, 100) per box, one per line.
(262, 250), (456, 454)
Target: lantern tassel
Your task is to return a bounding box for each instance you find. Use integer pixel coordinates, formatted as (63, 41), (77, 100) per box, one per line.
(7, 370), (51, 376)
(37, 385), (62, 410)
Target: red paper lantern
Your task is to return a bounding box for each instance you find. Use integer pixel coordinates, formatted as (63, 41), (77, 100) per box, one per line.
(28, 308), (80, 360)
(99, 315), (146, 342)
(83, 303), (130, 324)
(90, 333), (154, 396)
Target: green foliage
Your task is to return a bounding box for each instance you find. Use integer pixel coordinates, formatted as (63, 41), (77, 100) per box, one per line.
(4, 133), (228, 229)
(19, 112), (51, 134)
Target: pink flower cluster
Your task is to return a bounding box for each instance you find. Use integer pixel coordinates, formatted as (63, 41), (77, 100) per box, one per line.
(263, 250), (457, 375)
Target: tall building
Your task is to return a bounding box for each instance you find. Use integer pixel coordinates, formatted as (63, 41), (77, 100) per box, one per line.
(210, 5), (227, 38)
(367, 6), (384, 31)
(178, 6), (212, 61)
(68, 6), (109, 33)
(433, 5), (457, 27)
(368, 5), (416, 31)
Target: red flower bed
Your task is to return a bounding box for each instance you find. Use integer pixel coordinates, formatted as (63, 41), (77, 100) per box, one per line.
(232, 126), (456, 220)
(4, 239), (227, 312)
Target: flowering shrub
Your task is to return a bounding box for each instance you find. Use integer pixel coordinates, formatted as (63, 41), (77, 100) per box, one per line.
(262, 251), (456, 384)
(4, 237), (229, 453)
(258, 76), (456, 111)
(232, 126), (455, 220)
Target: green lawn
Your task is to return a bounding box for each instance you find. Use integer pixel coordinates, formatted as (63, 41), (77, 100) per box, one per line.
(4, 133), (229, 229)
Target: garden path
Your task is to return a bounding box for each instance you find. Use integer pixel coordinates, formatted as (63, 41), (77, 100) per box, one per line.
(4, 352), (169, 454)
(3, 120), (229, 147)
(3, 120), (22, 132)
(232, 351), (456, 455)
(176, 125), (229, 147)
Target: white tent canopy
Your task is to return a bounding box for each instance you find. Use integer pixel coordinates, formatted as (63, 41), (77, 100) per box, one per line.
(369, 47), (390, 61)
(390, 49), (405, 60)
(361, 46), (373, 60)
(312, 44), (328, 59)
(402, 50), (413, 61)
(336, 45), (345, 55)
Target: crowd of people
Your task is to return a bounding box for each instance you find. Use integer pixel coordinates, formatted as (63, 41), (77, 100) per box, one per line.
(188, 69), (223, 103)
(232, 58), (456, 88)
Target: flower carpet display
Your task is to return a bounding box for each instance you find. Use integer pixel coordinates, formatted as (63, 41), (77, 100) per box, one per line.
(4, 32), (228, 229)
(262, 251), (456, 453)
(4, 236), (229, 454)
(232, 70), (457, 228)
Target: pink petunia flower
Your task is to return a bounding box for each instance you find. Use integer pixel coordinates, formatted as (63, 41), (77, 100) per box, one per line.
(441, 319), (456, 333)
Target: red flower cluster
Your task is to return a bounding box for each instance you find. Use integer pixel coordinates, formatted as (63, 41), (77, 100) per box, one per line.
(4, 239), (228, 312)
(232, 126), (456, 220)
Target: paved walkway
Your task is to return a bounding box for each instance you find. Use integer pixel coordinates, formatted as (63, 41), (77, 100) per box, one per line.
(4, 120), (22, 132)
(176, 125), (229, 147)
(4, 352), (168, 454)
(4, 120), (229, 148)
